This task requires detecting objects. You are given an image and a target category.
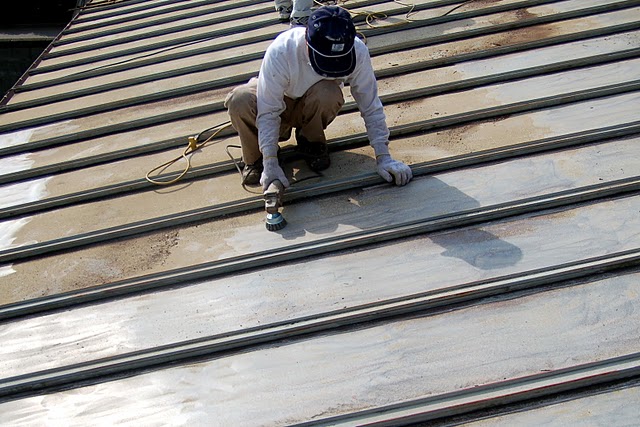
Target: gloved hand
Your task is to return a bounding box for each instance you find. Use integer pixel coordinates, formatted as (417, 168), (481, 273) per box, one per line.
(260, 157), (290, 191)
(376, 154), (413, 186)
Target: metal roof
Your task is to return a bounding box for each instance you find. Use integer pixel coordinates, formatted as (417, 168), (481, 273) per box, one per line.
(0, 0), (639, 424)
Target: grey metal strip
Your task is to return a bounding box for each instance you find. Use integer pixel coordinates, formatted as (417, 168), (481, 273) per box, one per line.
(73, 0), (161, 18)
(46, 14), (280, 61)
(12, 21), (639, 115)
(63, 0), (271, 37)
(0, 132), (215, 185)
(370, 0), (638, 39)
(374, 47), (640, 104)
(365, 14), (640, 58)
(30, 27), (269, 75)
(293, 352), (640, 426)
(34, 0), (573, 71)
(2, 64), (640, 183)
(47, 0), (491, 59)
(1, 55), (638, 161)
(54, 5), (278, 53)
(59, 0), (401, 42)
(18, 0), (464, 90)
(1, 118), (638, 222)
(0, 249), (638, 399)
(0, 102), (222, 158)
(60, 6), (274, 46)
(380, 80), (640, 141)
(0, 162), (638, 291)
(4, 43), (636, 137)
(15, 24), (640, 108)
(26, 0), (638, 79)
(0, 159), (227, 220)
(72, 0), (241, 25)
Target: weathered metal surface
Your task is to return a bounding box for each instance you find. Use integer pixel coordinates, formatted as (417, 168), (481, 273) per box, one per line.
(1, 135), (639, 298)
(1, 67), (638, 251)
(0, 0), (639, 424)
(461, 382), (640, 426)
(1, 272), (638, 424)
(1, 191), (639, 377)
(2, 2), (636, 146)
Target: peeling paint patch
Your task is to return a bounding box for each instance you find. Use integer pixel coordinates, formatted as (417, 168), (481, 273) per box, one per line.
(0, 128), (35, 150)
(0, 153), (49, 276)
(0, 177), (50, 209)
(0, 265), (15, 277)
(0, 217), (33, 251)
(0, 120), (78, 151)
(0, 153), (36, 175)
(0, 218), (29, 274)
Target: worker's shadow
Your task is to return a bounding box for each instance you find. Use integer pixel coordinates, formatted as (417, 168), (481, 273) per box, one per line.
(278, 151), (522, 270)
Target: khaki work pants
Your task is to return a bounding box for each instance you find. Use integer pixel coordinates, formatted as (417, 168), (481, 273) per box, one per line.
(224, 78), (344, 165)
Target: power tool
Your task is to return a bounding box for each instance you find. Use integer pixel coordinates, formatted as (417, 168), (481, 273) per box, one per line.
(264, 180), (287, 231)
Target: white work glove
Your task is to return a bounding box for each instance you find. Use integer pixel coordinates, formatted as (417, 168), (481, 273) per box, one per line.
(260, 157), (290, 191)
(376, 154), (413, 186)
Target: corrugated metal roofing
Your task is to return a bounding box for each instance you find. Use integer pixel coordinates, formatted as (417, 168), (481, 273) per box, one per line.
(0, 0), (639, 424)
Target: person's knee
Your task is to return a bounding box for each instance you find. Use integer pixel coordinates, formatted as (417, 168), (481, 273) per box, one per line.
(306, 81), (344, 110)
(225, 86), (257, 115)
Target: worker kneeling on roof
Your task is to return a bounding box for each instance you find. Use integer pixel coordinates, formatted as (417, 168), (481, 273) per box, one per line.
(225, 5), (413, 190)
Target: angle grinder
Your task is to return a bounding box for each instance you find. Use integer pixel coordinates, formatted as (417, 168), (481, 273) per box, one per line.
(264, 179), (287, 231)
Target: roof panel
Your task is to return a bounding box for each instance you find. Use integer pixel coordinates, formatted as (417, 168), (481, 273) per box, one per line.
(2, 269), (639, 424)
(1, 0), (639, 423)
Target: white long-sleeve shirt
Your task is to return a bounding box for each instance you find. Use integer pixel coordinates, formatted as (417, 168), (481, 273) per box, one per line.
(256, 27), (391, 158)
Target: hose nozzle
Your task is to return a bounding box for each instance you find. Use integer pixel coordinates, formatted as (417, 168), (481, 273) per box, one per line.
(264, 180), (286, 231)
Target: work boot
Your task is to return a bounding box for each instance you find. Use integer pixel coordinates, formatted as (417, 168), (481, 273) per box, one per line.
(296, 129), (330, 172)
(290, 15), (309, 27)
(241, 158), (263, 185)
(276, 5), (292, 21)
(290, 0), (311, 26)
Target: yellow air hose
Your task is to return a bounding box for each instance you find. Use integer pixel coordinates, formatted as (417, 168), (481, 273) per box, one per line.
(145, 121), (232, 186)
